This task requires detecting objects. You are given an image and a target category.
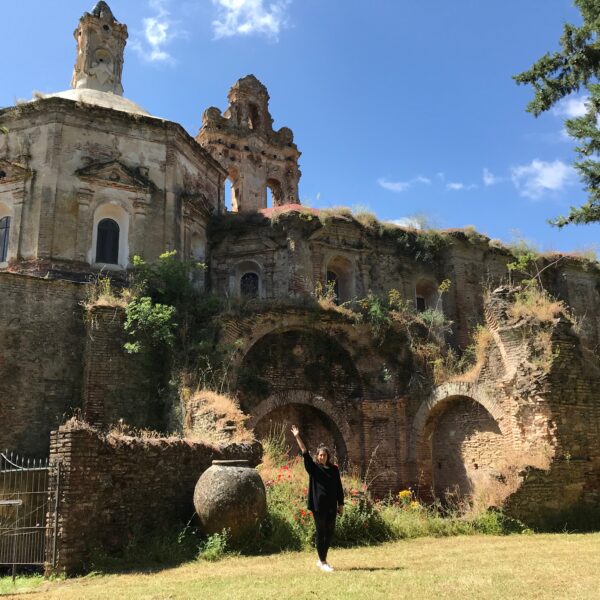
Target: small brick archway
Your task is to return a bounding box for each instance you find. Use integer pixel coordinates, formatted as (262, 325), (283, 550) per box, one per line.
(410, 382), (513, 501)
(247, 390), (352, 467)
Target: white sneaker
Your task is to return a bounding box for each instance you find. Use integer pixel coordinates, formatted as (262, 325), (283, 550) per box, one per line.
(320, 563), (334, 572)
(316, 559), (322, 568)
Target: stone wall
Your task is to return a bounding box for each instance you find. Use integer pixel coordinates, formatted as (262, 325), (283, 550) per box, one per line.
(48, 422), (262, 574)
(0, 273), (86, 456)
(209, 211), (600, 352)
(83, 305), (162, 430)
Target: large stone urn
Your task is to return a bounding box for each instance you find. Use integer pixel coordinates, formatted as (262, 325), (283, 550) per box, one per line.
(193, 460), (267, 537)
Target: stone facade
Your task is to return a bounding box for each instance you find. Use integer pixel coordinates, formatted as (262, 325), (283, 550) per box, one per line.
(2, 1), (600, 537)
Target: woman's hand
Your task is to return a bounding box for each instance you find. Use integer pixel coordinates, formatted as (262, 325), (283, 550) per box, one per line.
(291, 425), (307, 453)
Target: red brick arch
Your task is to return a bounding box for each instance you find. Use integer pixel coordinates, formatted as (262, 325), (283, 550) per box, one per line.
(223, 313), (365, 391)
(247, 390), (352, 465)
(409, 382), (513, 497)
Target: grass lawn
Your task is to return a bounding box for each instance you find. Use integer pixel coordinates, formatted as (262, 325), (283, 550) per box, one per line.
(2, 534), (600, 600)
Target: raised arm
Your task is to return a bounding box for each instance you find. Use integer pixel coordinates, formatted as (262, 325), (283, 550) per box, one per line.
(291, 425), (308, 454)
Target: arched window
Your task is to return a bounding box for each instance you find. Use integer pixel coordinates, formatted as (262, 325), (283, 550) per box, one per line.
(96, 218), (120, 264)
(0, 216), (10, 262)
(248, 103), (260, 130)
(415, 279), (439, 312)
(325, 256), (354, 303)
(241, 272), (259, 298)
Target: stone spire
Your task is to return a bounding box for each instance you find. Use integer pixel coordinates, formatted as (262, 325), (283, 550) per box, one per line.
(71, 2), (128, 95)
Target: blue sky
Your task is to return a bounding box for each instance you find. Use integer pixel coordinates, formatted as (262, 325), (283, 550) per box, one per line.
(2, 0), (599, 253)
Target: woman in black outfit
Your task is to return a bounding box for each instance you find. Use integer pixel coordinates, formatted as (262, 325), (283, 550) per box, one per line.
(291, 425), (344, 572)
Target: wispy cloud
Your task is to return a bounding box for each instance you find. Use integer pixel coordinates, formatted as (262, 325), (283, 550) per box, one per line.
(552, 95), (589, 119)
(511, 159), (576, 199)
(132, 0), (181, 63)
(389, 218), (422, 229)
(483, 167), (501, 187)
(212, 0), (291, 40)
(446, 182), (477, 191)
(377, 175), (431, 193)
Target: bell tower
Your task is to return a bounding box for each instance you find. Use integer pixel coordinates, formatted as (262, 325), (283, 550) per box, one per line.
(197, 75), (302, 213)
(71, 1), (128, 95)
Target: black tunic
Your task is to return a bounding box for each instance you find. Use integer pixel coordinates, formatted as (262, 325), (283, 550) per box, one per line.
(303, 451), (345, 514)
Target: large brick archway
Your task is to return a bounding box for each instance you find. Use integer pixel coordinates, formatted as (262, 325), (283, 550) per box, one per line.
(219, 310), (370, 391)
(410, 382), (513, 501)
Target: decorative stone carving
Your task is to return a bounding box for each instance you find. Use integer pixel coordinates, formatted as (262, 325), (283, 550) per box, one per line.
(0, 160), (33, 185)
(76, 160), (154, 192)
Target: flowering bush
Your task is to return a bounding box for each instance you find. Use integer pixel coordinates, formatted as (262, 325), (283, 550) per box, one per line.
(251, 432), (526, 555)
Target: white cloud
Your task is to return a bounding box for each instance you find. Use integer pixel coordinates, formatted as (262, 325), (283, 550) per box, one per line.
(552, 95), (589, 119)
(511, 159), (576, 199)
(446, 182), (477, 191)
(377, 176), (431, 193)
(483, 167), (501, 187)
(132, 0), (180, 63)
(212, 0), (291, 40)
(389, 218), (422, 229)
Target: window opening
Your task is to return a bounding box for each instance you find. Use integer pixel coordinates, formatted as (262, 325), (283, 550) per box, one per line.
(241, 272), (259, 298)
(224, 178), (233, 211)
(0, 216), (10, 262)
(248, 103), (260, 130)
(96, 218), (120, 264)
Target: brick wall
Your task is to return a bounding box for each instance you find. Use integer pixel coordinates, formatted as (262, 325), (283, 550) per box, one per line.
(83, 305), (162, 430)
(48, 422), (262, 574)
(0, 273), (86, 456)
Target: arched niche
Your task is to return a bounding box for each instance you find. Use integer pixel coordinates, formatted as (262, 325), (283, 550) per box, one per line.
(415, 278), (439, 312)
(414, 392), (510, 503)
(325, 255), (355, 303)
(90, 202), (130, 269)
(190, 228), (207, 263)
(233, 259), (263, 299)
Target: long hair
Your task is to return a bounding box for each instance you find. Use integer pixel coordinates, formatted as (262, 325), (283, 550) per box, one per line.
(316, 444), (333, 466)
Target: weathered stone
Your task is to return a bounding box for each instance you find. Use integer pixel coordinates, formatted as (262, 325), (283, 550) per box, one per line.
(193, 460), (267, 537)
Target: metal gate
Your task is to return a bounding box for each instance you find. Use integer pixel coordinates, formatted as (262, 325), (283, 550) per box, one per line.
(0, 451), (60, 578)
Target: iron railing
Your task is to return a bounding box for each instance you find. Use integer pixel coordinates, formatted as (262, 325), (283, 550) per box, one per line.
(0, 451), (60, 578)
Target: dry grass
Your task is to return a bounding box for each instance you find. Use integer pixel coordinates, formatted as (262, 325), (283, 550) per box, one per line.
(182, 388), (253, 444)
(507, 287), (565, 324)
(453, 326), (493, 383)
(83, 276), (130, 310)
(5, 534), (600, 599)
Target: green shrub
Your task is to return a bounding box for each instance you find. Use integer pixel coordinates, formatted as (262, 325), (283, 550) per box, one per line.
(198, 530), (230, 562)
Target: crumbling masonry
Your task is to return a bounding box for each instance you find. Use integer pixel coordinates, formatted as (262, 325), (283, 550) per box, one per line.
(2, 2), (600, 554)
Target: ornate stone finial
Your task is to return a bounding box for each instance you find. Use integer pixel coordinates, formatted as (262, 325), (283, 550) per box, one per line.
(71, 2), (128, 95)
(91, 1), (115, 19)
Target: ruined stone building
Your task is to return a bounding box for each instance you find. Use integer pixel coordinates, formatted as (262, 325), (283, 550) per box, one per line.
(2, 2), (600, 532)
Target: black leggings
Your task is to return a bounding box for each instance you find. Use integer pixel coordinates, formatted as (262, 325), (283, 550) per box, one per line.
(313, 511), (336, 562)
